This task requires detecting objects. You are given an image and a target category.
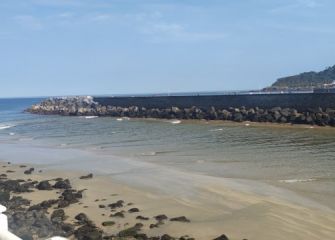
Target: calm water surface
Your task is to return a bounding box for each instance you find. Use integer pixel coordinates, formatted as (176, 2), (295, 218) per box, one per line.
(0, 98), (334, 208)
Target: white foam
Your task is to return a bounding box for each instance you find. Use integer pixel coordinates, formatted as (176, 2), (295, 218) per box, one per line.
(141, 151), (157, 156)
(84, 116), (98, 119)
(18, 137), (34, 141)
(170, 120), (181, 125)
(9, 132), (15, 136)
(209, 128), (223, 132)
(116, 117), (130, 121)
(0, 124), (15, 130)
(279, 178), (316, 183)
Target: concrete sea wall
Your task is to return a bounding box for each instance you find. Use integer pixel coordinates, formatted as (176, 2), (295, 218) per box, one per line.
(94, 93), (335, 112)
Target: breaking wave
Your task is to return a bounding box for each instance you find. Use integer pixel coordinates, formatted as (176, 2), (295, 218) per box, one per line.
(279, 178), (316, 183)
(0, 124), (15, 130)
(84, 116), (99, 119)
(209, 128), (224, 132)
(169, 120), (181, 125)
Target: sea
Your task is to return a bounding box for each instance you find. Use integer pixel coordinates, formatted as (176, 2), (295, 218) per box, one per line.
(0, 97), (334, 210)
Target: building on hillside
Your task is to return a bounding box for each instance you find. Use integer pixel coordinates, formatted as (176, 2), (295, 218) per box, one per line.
(313, 81), (335, 93)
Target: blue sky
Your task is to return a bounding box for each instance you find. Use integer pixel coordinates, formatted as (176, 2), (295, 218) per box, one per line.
(0, 0), (334, 97)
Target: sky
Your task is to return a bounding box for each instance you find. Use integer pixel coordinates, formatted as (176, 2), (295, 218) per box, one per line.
(0, 0), (334, 97)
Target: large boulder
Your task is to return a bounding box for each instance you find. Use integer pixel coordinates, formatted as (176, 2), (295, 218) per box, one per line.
(36, 181), (52, 190)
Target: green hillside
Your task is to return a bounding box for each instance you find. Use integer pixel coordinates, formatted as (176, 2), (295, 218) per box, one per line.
(270, 65), (335, 89)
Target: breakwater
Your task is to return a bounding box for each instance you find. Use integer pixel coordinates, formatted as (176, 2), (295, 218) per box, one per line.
(26, 94), (335, 126)
(94, 93), (335, 111)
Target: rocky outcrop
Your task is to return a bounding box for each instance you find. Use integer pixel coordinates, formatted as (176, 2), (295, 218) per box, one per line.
(27, 96), (99, 116)
(26, 96), (335, 126)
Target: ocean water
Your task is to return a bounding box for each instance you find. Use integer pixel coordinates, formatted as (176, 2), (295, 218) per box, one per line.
(0, 98), (335, 209)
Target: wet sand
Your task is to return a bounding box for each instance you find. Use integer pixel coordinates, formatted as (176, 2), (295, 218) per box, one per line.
(2, 161), (335, 240)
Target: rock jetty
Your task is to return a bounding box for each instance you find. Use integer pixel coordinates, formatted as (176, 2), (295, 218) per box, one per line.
(26, 96), (335, 126)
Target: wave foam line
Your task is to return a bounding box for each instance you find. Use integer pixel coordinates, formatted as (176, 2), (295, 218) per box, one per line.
(279, 178), (316, 183)
(0, 125), (15, 130)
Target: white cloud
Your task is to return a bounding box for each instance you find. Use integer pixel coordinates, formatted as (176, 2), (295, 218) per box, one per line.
(149, 23), (184, 35)
(90, 14), (113, 22)
(140, 22), (226, 42)
(298, 0), (320, 8)
(31, 0), (82, 7)
(14, 15), (43, 30)
(10, 8), (225, 43)
(269, 23), (335, 35)
(270, 0), (322, 14)
(58, 12), (75, 18)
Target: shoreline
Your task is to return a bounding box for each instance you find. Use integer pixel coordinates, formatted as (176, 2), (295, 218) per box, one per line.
(1, 141), (334, 211)
(1, 145), (335, 240)
(117, 117), (335, 130)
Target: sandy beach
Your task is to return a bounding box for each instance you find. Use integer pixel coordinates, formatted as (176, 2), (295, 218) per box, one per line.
(1, 158), (335, 240)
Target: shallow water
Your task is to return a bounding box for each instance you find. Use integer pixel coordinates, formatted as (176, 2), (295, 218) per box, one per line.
(0, 98), (335, 209)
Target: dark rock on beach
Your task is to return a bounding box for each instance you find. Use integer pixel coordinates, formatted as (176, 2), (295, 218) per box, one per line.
(213, 234), (230, 240)
(28, 199), (58, 211)
(62, 189), (83, 203)
(0, 190), (10, 202)
(80, 173), (93, 179)
(102, 221), (115, 226)
(117, 223), (143, 238)
(7, 196), (30, 210)
(57, 200), (70, 208)
(108, 200), (124, 209)
(53, 179), (71, 189)
(8, 209), (61, 239)
(110, 211), (125, 218)
(149, 223), (159, 229)
(50, 209), (66, 223)
(58, 223), (75, 237)
(136, 215), (149, 220)
(154, 214), (168, 221)
(0, 179), (31, 193)
(128, 207), (140, 213)
(161, 234), (174, 240)
(170, 216), (190, 223)
(36, 180), (52, 190)
(75, 213), (90, 225)
(133, 233), (149, 239)
(24, 168), (34, 175)
(74, 224), (103, 240)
